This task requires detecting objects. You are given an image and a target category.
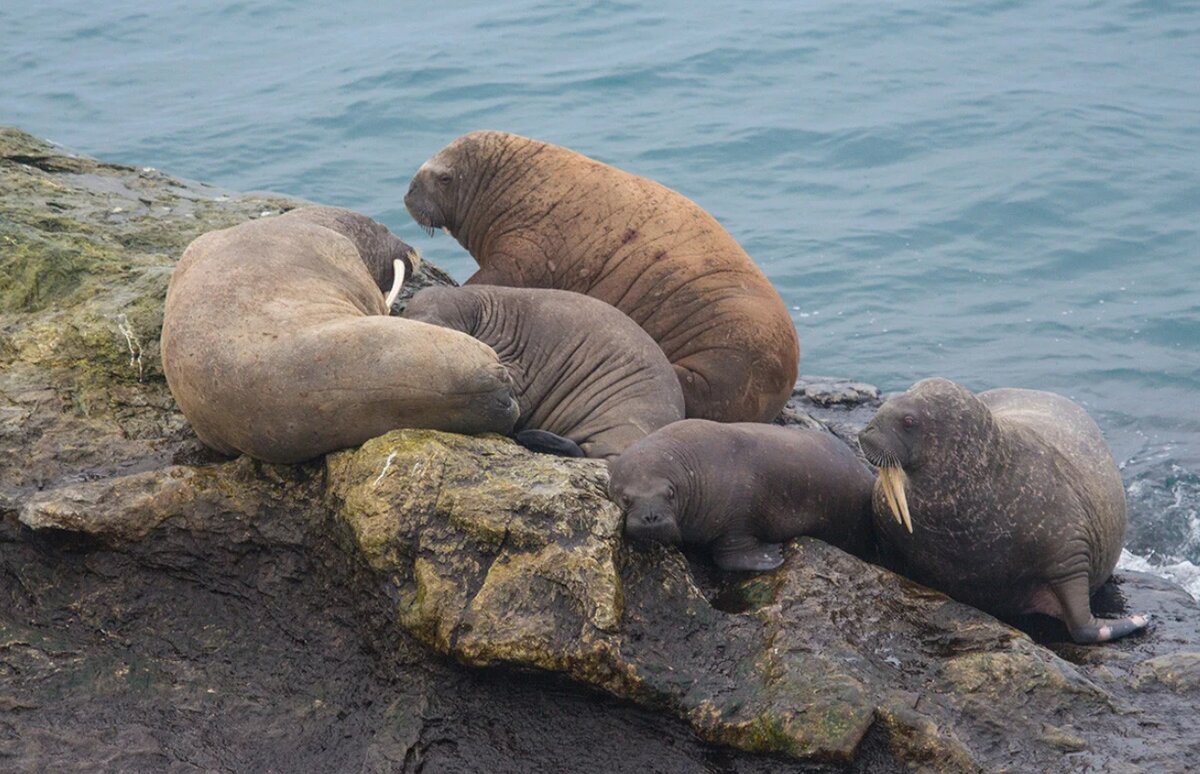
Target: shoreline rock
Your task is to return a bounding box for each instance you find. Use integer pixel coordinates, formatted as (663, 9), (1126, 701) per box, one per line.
(3, 127), (1199, 772)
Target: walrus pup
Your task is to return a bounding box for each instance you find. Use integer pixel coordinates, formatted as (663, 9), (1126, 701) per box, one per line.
(608, 420), (875, 570)
(404, 130), (800, 424)
(404, 285), (685, 460)
(858, 377), (1147, 644)
(161, 207), (519, 464)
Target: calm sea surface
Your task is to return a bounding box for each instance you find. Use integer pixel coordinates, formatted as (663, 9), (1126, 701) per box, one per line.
(3, 0), (1198, 593)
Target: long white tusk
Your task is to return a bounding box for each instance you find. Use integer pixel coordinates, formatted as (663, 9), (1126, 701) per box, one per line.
(878, 468), (901, 526)
(384, 258), (407, 310)
(878, 467), (914, 534)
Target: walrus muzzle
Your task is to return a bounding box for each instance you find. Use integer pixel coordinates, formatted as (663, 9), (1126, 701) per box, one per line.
(877, 466), (913, 534)
(624, 506), (683, 544)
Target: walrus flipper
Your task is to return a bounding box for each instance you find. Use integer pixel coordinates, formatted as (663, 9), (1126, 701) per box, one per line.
(712, 533), (785, 573)
(1053, 575), (1150, 644)
(514, 429), (586, 458)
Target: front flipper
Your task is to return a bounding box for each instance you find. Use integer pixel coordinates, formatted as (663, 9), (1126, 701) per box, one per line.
(1052, 574), (1150, 644)
(712, 533), (785, 573)
(514, 429), (586, 458)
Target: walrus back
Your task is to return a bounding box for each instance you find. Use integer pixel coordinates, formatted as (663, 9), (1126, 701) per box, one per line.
(982, 387), (1127, 586)
(405, 285), (684, 459)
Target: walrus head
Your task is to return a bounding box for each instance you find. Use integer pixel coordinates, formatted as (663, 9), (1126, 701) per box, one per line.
(405, 131), (529, 243)
(405, 133), (492, 237)
(859, 377), (994, 534)
(607, 450), (685, 545)
(402, 286), (482, 336)
(404, 155), (453, 237)
(280, 206), (421, 308)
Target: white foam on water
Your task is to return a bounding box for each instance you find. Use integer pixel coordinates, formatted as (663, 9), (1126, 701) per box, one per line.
(1119, 549), (1200, 602)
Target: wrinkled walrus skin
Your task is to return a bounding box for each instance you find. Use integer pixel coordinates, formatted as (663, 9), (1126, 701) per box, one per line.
(404, 130), (800, 424)
(608, 420), (875, 571)
(404, 285), (686, 460)
(858, 377), (1147, 644)
(161, 207), (519, 464)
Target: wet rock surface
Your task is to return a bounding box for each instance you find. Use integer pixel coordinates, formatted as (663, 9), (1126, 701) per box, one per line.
(3, 127), (1199, 772)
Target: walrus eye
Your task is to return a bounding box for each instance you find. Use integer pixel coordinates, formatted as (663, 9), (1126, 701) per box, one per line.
(437, 173), (453, 186)
(902, 415), (917, 429)
(666, 487), (675, 502)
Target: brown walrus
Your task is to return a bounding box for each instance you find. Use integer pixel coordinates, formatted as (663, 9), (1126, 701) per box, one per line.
(161, 206), (519, 464)
(404, 285), (685, 460)
(403, 130), (800, 424)
(608, 420), (875, 570)
(858, 377), (1148, 644)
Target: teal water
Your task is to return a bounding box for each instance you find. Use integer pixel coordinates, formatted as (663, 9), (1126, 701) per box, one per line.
(3, 1), (1199, 589)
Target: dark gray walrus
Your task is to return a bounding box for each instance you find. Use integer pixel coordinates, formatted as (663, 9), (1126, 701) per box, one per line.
(161, 206), (519, 464)
(403, 285), (686, 460)
(858, 377), (1148, 644)
(607, 420), (875, 570)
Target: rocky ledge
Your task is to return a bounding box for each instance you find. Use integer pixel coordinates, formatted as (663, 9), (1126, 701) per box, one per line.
(2, 127), (1198, 773)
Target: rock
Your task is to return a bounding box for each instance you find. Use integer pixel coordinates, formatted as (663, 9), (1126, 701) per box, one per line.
(0, 127), (813, 773)
(4, 126), (1200, 773)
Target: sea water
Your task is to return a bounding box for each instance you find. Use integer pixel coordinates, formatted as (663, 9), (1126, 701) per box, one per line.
(3, 0), (1198, 594)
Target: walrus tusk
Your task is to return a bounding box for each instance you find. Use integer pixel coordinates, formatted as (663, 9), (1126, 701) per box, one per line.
(441, 226), (452, 236)
(384, 258), (407, 310)
(878, 468), (901, 526)
(878, 466), (913, 534)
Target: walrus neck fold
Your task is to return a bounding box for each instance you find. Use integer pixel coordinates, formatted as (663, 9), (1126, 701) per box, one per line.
(455, 138), (553, 263)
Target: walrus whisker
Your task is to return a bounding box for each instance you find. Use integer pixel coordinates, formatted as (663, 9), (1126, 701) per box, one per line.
(420, 223), (435, 237)
(384, 258), (407, 310)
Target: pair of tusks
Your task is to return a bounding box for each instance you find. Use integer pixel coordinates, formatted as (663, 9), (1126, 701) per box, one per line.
(384, 258), (409, 310)
(877, 466), (913, 534)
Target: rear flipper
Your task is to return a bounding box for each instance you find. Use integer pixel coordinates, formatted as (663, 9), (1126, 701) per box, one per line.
(1052, 574), (1150, 644)
(514, 429), (585, 458)
(712, 533), (785, 572)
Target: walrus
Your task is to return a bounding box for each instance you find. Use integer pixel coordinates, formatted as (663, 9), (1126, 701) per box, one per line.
(607, 420), (875, 570)
(161, 206), (519, 464)
(403, 130), (800, 424)
(403, 285), (685, 460)
(858, 377), (1148, 644)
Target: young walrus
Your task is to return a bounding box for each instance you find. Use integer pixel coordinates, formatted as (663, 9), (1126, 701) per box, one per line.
(403, 130), (800, 424)
(607, 420), (875, 570)
(404, 285), (685, 460)
(161, 206), (519, 464)
(858, 377), (1148, 644)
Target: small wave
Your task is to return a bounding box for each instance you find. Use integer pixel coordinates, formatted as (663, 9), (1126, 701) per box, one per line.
(1119, 548), (1200, 602)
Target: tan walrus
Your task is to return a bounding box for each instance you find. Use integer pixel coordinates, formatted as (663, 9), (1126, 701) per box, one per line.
(161, 206), (519, 464)
(403, 131), (800, 424)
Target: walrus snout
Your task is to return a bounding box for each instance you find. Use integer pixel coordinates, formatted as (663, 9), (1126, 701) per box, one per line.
(860, 420), (915, 533)
(404, 166), (447, 237)
(858, 419), (909, 468)
(623, 505), (683, 544)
